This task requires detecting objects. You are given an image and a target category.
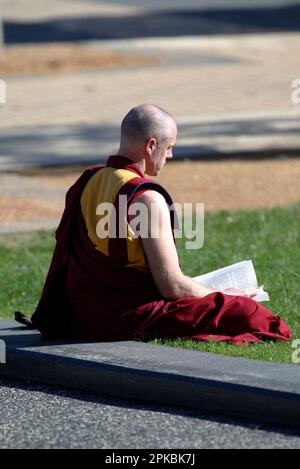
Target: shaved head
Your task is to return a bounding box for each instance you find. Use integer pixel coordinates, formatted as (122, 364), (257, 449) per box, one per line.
(120, 103), (176, 145)
(117, 103), (177, 176)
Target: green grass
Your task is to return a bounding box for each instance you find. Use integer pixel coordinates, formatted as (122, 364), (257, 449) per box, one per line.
(0, 230), (55, 318)
(155, 203), (300, 363)
(0, 203), (299, 363)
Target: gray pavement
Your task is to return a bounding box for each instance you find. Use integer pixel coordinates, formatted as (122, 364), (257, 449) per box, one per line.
(1, 377), (300, 449)
(3, 0), (300, 44)
(4, 0), (300, 21)
(1, 31), (299, 166)
(2, 32), (299, 130)
(1, 113), (299, 171)
(1, 319), (300, 431)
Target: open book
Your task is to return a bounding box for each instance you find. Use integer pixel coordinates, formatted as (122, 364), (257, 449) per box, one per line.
(193, 260), (269, 302)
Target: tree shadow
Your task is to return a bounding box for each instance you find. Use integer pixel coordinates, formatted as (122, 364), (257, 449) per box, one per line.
(4, 5), (300, 44)
(1, 118), (299, 171)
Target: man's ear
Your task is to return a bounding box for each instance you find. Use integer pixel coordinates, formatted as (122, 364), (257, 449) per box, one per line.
(145, 137), (157, 154)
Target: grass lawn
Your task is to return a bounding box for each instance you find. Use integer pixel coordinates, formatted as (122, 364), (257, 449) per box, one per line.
(0, 203), (299, 364)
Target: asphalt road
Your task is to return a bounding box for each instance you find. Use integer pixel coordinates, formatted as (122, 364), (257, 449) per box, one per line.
(1, 377), (300, 449)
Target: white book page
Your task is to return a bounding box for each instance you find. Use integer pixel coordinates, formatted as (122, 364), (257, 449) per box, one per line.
(193, 260), (269, 301)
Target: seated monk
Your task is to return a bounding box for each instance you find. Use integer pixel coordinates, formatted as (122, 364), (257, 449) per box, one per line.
(27, 104), (291, 344)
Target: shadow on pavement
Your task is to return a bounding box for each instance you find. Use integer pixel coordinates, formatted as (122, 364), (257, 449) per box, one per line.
(4, 5), (300, 44)
(1, 117), (299, 171)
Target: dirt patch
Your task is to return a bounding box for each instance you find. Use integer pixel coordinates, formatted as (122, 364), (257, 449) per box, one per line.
(0, 196), (61, 223)
(1, 158), (300, 232)
(21, 157), (300, 207)
(157, 159), (300, 211)
(0, 44), (160, 77)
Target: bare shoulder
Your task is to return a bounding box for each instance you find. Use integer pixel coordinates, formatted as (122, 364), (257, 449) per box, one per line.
(134, 190), (167, 207)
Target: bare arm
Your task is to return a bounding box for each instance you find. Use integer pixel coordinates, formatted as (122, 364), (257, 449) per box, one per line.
(133, 190), (216, 300)
(133, 191), (262, 301)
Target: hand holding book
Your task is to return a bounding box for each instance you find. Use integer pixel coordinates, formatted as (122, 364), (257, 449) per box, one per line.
(224, 285), (265, 299)
(193, 261), (269, 302)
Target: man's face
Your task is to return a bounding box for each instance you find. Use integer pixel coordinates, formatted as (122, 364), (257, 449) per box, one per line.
(145, 121), (177, 176)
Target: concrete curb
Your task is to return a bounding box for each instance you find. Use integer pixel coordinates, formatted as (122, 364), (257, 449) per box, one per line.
(0, 320), (300, 429)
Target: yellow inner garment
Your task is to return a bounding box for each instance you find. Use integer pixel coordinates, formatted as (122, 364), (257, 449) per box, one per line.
(80, 167), (149, 273)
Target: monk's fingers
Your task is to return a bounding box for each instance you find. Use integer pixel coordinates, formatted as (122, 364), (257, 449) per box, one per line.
(243, 287), (263, 298)
(224, 288), (248, 297)
(224, 287), (262, 298)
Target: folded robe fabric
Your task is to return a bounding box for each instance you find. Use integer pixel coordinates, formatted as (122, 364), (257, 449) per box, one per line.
(31, 156), (291, 345)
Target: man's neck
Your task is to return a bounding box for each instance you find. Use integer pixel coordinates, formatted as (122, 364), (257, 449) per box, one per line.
(116, 149), (146, 175)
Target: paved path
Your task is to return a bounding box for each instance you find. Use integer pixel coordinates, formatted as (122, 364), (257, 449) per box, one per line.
(1, 32), (299, 169)
(4, 0), (300, 21)
(2, 34), (300, 129)
(3, 0), (300, 43)
(1, 7), (299, 231)
(0, 113), (299, 171)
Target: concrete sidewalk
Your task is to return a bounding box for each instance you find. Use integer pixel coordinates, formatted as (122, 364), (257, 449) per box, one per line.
(1, 33), (299, 129)
(0, 112), (299, 171)
(0, 319), (299, 429)
(1, 32), (299, 169)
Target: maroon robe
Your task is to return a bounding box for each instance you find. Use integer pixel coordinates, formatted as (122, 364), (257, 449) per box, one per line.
(31, 156), (291, 345)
